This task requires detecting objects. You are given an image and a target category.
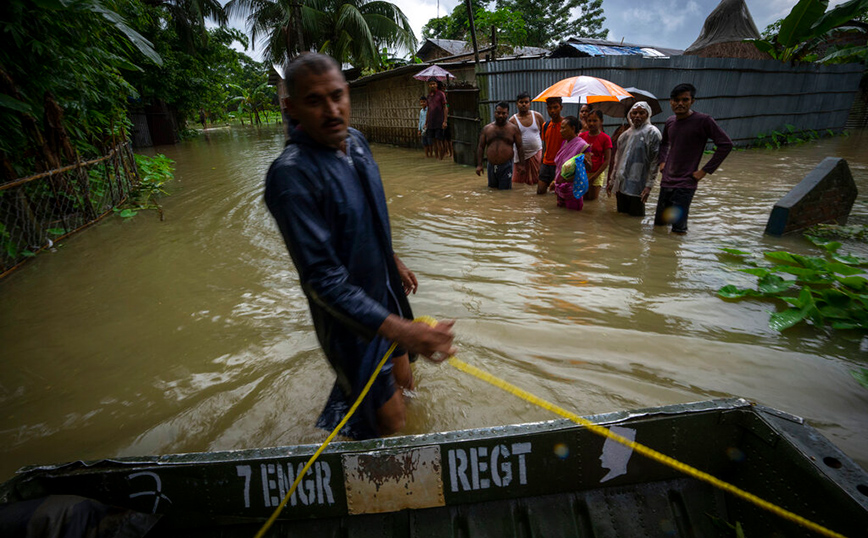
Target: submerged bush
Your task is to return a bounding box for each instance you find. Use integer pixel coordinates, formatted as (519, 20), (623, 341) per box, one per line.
(717, 238), (868, 332)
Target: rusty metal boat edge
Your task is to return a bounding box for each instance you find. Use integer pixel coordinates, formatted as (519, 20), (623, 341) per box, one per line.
(2, 398), (867, 537)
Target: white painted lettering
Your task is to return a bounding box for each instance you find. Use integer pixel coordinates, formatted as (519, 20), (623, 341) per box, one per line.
(477, 447), (490, 489)
(248, 461), (336, 509)
(491, 445), (511, 487)
(317, 461), (335, 504)
(512, 442), (531, 485)
(236, 465), (252, 508)
(449, 448), (471, 492)
(447, 442), (532, 492)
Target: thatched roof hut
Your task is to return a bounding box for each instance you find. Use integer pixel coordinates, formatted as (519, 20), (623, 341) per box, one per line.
(685, 0), (771, 59)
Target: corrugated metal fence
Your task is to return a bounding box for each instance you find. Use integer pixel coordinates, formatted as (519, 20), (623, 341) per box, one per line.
(477, 56), (864, 146)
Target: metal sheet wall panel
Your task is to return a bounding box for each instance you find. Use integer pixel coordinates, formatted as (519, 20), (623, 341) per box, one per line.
(477, 56), (862, 146)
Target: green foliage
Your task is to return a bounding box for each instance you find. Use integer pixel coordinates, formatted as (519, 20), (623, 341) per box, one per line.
(119, 153), (174, 217)
(425, 0), (606, 48)
(423, 2), (528, 48)
(750, 0), (868, 63)
(752, 124), (832, 149)
(853, 368), (868, 389)
(807, 223), (868, 242)
(496, 0), (607, 47)
(121, 7), (269, 127)
(717, 238), (868, 332)
(226, 0), (416, 70)
(0, 0), (161, 174)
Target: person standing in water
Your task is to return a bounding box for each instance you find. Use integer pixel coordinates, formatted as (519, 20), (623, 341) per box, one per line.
(579, 109), (612, 201)
(553, 115), (590, 210)
(655, 83), (732, 234)
(425, 77), (448, 160)
(607, 102), (662, 216)
(476, 102), (523, 190)
(538, 96), (564, 194)
(509, 92), (544, 186)
(579, 104), (593, 133)
(264, 53), (456, 440)
(418, 96), (432, 158)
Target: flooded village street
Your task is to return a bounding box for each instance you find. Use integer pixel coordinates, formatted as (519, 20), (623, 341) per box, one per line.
(1, 124), (866, 481)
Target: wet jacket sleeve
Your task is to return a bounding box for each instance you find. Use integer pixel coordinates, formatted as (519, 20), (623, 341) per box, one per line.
(645, 128), (662, 190)
(265, 161), (391, 339)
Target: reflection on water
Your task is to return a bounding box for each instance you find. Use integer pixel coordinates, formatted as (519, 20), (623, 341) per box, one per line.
(1, 125), (866, 480)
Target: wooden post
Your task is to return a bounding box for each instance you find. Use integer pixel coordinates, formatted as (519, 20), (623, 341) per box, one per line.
(491, 25), (497, 61)
(465, 0), (480, 65)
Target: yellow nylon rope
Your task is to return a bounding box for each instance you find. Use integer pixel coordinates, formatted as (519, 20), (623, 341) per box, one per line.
(446, 355), (847, 538)
(253, 342), (398, 538)
(254, 317), (847, 538)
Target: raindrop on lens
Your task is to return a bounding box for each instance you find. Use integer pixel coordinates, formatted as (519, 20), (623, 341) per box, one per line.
(726, 447), (746, 462)
(553, 443), (569, 459)
(662, 206), (683, 224)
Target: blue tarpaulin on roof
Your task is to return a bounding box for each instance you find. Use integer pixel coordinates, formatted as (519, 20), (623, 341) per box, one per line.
(570, 43), (647, 56)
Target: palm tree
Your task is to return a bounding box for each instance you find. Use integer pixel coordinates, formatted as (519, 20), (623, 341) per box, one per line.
(225, 0), (416, 70)
(144, 0), (228, 50)
(308, 0), (417, 69)
(228, 82), (270, 125)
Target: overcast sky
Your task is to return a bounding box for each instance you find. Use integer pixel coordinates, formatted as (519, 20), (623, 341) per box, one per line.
(229, 0), (838, 61)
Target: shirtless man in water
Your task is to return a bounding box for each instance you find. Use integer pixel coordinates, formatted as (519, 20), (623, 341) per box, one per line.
(476, 102), (523, 190)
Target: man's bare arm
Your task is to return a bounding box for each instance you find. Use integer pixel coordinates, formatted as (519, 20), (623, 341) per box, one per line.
(476, 128), (488, 175)
(513, 124), (525, 165)
(378, 314), (456, 362)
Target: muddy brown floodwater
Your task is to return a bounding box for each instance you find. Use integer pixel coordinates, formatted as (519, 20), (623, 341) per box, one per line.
(1, 124), (867, 482)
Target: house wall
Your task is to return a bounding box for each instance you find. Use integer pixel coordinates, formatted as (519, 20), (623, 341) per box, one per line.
(477, 56), (864, 146)
(349, 64), (477, 148)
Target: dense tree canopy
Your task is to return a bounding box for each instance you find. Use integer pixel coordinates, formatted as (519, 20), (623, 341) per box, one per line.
(423, 0), (607, 49)
(225, 0), (416, 69)
(422, 0), (528, 47)
(495, 0), (606, 46)
(0, 0), (274, 178)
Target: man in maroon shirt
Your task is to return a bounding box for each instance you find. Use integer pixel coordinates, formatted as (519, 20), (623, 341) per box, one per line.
(425, 77), (448, 160)
(654, 83), (732, 234)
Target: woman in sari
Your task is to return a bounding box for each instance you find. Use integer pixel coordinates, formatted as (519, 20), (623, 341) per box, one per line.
(553, 115), (590, 211)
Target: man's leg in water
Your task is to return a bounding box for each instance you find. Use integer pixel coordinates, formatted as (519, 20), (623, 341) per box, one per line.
(376, 353), (413, 435)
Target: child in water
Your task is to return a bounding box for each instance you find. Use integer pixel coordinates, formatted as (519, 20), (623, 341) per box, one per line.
(579, 109), (613, 201)
(418, 96), (432, 158)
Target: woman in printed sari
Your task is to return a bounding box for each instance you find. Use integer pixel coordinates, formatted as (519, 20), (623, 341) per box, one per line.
(553, 115), (590, 211)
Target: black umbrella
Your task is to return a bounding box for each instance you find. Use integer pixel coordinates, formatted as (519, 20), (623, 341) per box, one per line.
(594, 87), (663, 118)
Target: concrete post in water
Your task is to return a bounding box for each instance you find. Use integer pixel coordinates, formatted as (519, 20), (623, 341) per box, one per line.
(765, 157), (858, 236)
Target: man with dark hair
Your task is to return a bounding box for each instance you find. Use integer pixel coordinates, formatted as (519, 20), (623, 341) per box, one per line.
(476, 102), (523, 190)
(425, 76), (448, 159)
(538, 96), (564, 194)
(655, 83), (732, 234)
(265, 53), (456, 440)
(509, 91), (544, 187)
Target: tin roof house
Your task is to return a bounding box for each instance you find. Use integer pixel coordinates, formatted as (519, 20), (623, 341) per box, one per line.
(548, 37), (683, 58)
(416, 38), (549, 63)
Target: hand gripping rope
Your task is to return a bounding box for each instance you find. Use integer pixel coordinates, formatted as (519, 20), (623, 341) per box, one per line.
(255, 317), (848, 538)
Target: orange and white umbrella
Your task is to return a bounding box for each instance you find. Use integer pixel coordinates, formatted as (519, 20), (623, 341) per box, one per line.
(533, 76), (632, 104)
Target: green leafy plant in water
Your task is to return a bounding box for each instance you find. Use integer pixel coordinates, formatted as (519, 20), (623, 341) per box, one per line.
(753, 124), (830, 149)
(717, 239), (868, 332)
(116, 153), (174, 218)
(807, 223), (868, 242)
(853, 368), (868, 389)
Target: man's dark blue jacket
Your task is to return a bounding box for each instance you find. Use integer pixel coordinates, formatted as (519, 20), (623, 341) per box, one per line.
(264, 127), (413, 438)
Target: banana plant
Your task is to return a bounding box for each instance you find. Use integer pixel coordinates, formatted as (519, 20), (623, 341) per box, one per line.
(748, 0), (868, 63)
